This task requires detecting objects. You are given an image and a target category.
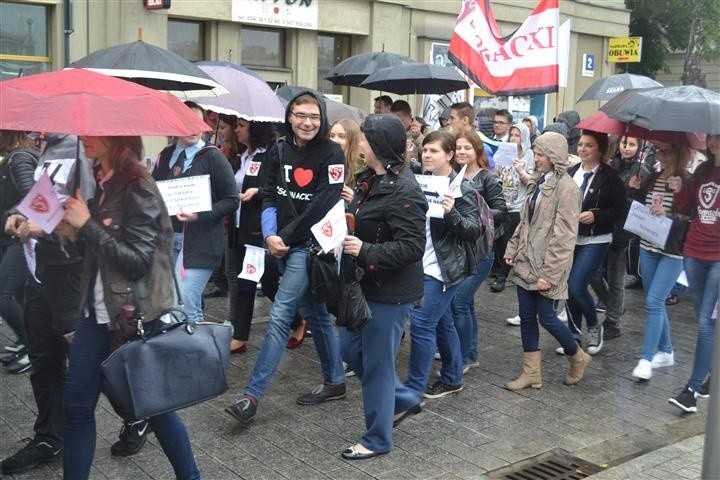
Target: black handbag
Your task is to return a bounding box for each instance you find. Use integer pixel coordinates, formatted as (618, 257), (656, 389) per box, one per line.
(100, 273), (231, 419)
(336, 254), (371, 332)
(307, 245), (341, 303)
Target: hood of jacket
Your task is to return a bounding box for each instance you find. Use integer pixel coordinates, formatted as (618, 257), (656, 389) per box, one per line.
(361, 114), (406, 174)
(533, 132), (569, 175)
(542, 122), (569, 138)
(511, 122), (532, 158)
(557, 110), (581, 140)
(284, 89), (330, 148)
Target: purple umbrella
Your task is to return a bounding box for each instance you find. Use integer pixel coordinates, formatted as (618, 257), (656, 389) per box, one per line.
(193, 64), (285, 122)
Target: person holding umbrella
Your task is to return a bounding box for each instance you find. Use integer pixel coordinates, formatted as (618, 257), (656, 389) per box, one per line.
(339, 114), (428, 459)
(59, 135), (201, 479)
(669, 134), (720, 412)
(628, 141), (690, 381)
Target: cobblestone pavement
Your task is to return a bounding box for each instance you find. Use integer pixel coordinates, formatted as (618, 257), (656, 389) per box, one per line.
(0, 279), (709, 479)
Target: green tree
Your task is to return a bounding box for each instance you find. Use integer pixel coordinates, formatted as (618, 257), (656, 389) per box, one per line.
(625, 0), (720, 86)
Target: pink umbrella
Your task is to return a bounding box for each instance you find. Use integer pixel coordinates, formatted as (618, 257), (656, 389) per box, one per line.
(0, 69), (210, 136)
(577, 111), (707, 150)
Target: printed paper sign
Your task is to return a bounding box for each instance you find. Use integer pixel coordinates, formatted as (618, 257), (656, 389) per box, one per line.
(246, 161), (261, 177)
(23, 239), (40, 283)
(311, 199), (347, 253)
(493, 142), (519, 168)
(328, 164), (345, 184)
(448, 165), (467, 199)
(238, 245), (265, 283)
(156, 175), (212, 215)
(623, 200), (672, 248)
(17, 172), (64, 234)
(415, 174), (450, 218)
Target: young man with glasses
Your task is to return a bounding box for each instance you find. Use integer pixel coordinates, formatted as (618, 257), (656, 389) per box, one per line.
(492, 109), (513, 142)
(226, 91), (347, 425)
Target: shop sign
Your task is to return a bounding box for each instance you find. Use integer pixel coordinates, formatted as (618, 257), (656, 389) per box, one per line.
(232, 0), (318, 30)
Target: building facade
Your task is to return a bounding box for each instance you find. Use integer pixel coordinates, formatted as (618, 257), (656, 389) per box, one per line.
(1, 0), (630, 126)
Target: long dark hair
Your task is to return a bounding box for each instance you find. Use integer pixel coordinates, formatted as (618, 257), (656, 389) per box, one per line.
(99, 136), (144, 179)
(248, 122), (278, 152)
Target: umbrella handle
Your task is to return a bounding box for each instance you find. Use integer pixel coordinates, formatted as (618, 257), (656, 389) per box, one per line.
(345, 213), (355, 236)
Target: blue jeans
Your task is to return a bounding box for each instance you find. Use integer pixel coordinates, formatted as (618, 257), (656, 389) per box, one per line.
(517, 287), (578, 354)
(638, 248), (683, 361)
(452, 251), (494, 363)
(245, 247), (344, 400)
(340, 301), (415, 453)
(173, 233), (213, 322)
(567, 242), (610, 336)
(406, 275), (461, 397)
(64, 315), (200, 480)
(0, 243), (29, 344)
(684, 257), (719, 391)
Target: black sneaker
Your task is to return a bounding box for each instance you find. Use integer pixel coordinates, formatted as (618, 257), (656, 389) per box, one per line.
(603, 324), (622, 340)
(595, 301), (607, 313)
(697, 377), (710, 398)
(4, 340), (25, 353)
(111, 420), (151, 457)
(489, 278), (506, 293)
(0, 348), (26, 366)
(1, 439), (61, 474)
(225, 396), (257, 424)
(4, 353), (30, 374)
(668, 385), (698, 413)
(296, 383), (346, 405)
(423, 380), (463, 399)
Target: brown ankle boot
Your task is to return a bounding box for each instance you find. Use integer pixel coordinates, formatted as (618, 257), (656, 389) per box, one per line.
(505, 351), (542, 391)
(564, 346), (591, 385)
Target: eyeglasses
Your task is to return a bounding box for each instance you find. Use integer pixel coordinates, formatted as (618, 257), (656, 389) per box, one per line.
(492, 120), (508, 125)
(291, 111), (321, 123)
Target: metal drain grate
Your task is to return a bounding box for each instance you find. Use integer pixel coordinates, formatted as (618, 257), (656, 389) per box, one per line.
(486, 449), (604, 480)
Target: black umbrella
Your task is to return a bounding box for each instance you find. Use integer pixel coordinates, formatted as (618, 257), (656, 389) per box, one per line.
(70, 40), (227, 98)
(359, 63), (468, 95)
(325, 51), (414, 87)
(577, 73), (662, 102)
(600, 85), (720, 135)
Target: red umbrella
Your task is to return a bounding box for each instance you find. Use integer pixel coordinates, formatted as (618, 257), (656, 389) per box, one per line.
(0, 69), (210, 136)
(577, 111), (706, 150)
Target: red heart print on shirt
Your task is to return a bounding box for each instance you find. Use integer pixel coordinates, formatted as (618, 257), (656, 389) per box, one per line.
(246, 264), (256, 274)
(321, 221), (333, 237)
(30, 194), (49, 213)
(293, 168), (314, 187)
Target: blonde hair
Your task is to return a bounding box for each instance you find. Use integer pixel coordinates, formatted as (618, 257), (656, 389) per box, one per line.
(331, 119), (362, 188)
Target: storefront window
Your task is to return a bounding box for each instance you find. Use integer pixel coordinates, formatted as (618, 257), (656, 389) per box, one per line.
(241, 27), (284, 68)
(0, 2), (50, 79)
(168, 20), (204, 62)
(317, 33), (350, 98)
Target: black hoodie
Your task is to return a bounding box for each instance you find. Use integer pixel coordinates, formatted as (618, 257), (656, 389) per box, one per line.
(351, 115), (428, 304)
(262, 90), (345, 247)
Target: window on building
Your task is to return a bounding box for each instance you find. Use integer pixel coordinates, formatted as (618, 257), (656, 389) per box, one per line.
(241, 27), (284, 68)
(168, 19), (204, 62)
(0, 2), (50, 79)
(317, 33), (350, 98)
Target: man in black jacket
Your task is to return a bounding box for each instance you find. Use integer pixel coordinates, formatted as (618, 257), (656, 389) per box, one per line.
(152, 102), (239, 322)
(226, 90), (346, 424)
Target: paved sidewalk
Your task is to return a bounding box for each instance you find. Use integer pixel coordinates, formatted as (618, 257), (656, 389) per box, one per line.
(0, 280), (710, 479)
(587, 434), (705, 480)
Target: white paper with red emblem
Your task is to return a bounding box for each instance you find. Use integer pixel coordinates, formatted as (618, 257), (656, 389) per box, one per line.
(238, 244), (266, 283)
(17, 172), (64, 234)
(310, 199), (347, 253)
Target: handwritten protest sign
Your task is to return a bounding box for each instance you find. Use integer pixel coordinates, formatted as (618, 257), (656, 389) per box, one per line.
(623, 200), (672, 248)
(415, 174), (450, 218)
(156, 175), (212, 215)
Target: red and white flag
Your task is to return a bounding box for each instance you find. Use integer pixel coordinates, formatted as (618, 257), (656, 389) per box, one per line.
(449, 0), (560, 95)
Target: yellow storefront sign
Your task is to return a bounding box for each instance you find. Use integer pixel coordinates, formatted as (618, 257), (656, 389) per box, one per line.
(608, 37), (642, 63)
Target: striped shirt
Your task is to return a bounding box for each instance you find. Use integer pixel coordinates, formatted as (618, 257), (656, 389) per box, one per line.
(640, 177), (682, 259)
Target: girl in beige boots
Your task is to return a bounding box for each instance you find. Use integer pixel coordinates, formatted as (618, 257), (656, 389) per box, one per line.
(503, 132), (592, 390)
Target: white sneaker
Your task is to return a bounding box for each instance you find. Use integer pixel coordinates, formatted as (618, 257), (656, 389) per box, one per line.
(434, 351), (442, 361)
(586, 325), (604, 356)
(506, 315), (521, 326)
(651, 351), (675, 368)
(463, 361), (480, 374)
(555, 346), (566, 355)
(557, 310), (568, 323)
(632, 359), (653, 380)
